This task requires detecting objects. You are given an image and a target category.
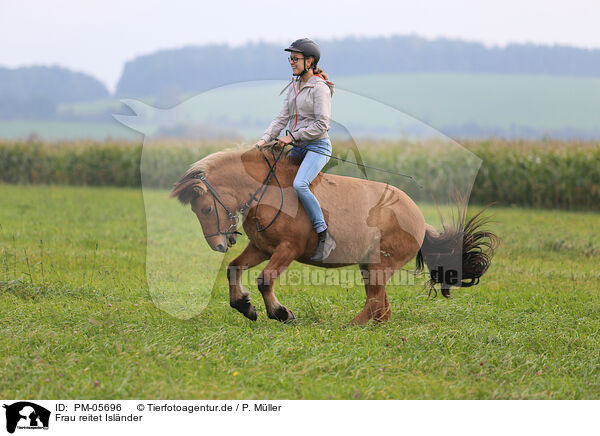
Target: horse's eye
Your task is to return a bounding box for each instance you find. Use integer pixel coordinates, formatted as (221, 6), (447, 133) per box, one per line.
(201, 206), (212, 215)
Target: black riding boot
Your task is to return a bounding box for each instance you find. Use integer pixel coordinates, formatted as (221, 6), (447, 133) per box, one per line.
(310, 229), (336, 262)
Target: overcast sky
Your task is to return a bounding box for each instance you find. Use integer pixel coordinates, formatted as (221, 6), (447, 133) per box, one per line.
(2, 0), (598, 93)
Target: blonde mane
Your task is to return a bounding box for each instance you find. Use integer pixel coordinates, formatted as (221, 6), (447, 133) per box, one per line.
(187, 141), (289, 176)
(170, 142), (294, 204)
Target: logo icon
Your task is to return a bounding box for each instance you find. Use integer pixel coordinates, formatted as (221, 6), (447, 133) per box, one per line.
(3, 402), (50, 434)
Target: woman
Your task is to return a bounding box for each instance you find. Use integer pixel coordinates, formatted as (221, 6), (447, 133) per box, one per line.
(254, 38), (336, 262)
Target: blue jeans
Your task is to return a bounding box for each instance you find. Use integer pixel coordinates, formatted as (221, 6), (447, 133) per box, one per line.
(290, 138), (332, 233)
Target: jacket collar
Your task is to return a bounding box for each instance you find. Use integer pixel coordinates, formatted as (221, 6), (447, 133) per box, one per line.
(279, 74), (332, 95)
(295, 74), (322, 88)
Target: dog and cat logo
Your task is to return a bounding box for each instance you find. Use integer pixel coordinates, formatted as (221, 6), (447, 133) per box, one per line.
(3, 402), (50, 433)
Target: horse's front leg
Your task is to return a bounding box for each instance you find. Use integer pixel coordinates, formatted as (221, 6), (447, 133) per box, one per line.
(227, 242), (268, 321)
(257, 241), (299, 323)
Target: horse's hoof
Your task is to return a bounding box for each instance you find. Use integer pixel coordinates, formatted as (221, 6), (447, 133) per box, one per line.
(246, 305), (257, 321)
(349, 315), (369, 326)
(230, 296), (256, 321)
(269, 306), (296, 323)
(283, 310), (297, 324)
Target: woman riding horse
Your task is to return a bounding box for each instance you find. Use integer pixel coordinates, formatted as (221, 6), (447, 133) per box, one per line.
(254, 38), (336, 262)
(170, 40), (500, 325)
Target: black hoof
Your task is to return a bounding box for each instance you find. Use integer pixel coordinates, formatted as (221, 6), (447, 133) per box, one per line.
(441, 286), (451, 298)
(246, 305), (257, 321)
(284, 310), (297, 324)
(268, 306), (296, 324)
(230, 296), (257, 321)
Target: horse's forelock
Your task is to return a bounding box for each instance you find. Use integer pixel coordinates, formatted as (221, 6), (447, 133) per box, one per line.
(169, 171), (207, 205)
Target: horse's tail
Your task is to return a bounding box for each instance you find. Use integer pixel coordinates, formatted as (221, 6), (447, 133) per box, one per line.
(415, 205), (500, 297)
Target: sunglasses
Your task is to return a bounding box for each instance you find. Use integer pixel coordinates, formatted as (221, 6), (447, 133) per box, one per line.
(288, 56), (305, 63)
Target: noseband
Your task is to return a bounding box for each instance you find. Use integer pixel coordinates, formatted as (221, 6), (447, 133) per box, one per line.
(196, 145), (287, 239)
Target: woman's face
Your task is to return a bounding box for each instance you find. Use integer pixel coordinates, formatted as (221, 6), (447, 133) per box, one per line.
(289, 50), (312, 75)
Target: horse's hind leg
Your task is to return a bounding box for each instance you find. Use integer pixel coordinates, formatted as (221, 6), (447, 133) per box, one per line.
(257, 241), (299, 323)
(350, 218), (423, 325)
(351, 263), (393, 325)
(351, 240), (419, 325)
(227, 243), (268, 321)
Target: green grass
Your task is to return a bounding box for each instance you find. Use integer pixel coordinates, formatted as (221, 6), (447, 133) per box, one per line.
(0, 184), (599, 399)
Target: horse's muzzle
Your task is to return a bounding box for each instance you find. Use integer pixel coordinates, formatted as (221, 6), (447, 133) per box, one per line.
(214, 243), (228, 253)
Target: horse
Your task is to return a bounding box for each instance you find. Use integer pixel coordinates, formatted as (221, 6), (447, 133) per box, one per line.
(170, 142), (499, 325)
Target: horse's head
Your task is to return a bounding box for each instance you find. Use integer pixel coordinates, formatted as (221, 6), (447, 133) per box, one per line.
(170, 172), (239, 253)
(171, 144), (295, 253)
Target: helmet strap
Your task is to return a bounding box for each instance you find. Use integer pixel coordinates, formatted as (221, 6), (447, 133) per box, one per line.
(296, 57), (311, 79)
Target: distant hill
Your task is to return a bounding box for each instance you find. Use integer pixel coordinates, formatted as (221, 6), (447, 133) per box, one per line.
(11, 73), (598, 141)
(115, 35), (600, 99)
(3, 35), (600, 140)
(0, 65), (109, 119)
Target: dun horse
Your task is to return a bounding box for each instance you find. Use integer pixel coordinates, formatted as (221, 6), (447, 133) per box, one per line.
(170, 143), (498, 325)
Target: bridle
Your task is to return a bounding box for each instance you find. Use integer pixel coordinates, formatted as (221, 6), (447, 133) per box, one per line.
(196, 173), (241, 239)
(195, 143), (287, 239)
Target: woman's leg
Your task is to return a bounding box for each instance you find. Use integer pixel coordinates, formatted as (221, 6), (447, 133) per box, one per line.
(292, 140), (331, 233)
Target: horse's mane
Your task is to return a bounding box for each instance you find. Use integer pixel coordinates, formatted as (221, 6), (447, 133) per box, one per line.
(169, 141), (298, 205)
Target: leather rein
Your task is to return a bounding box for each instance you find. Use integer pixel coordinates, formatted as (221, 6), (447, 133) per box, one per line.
(196, 134), (422, 239)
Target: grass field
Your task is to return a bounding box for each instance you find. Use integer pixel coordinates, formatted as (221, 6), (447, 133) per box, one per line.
(1, 184), (599, 399)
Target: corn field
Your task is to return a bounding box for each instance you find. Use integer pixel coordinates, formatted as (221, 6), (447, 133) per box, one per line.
(0, 138), (598, 210)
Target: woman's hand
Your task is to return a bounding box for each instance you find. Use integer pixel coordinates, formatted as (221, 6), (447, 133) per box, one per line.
(277, 135), (294, 147)
(254, 139), (266, 148)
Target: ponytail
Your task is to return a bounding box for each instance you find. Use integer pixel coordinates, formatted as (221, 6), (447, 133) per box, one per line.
(313, 66), (329, 81)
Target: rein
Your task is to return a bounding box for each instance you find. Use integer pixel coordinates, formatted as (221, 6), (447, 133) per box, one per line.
(197, 134), (422, 238)
(288, 140), (423, 189)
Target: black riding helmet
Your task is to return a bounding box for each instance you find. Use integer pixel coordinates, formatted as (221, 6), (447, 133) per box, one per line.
(285, 38), (320, 78)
